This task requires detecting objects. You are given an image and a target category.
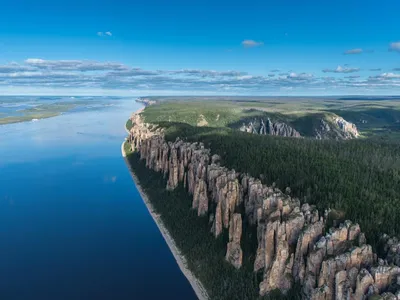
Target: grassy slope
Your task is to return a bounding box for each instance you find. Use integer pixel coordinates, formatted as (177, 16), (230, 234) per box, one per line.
(141, 98), (400, 140)
(141, 100), (246, 127)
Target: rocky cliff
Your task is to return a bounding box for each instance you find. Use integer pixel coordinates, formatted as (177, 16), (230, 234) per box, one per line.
(238, 114), (359, 140)
(314, 116), (360, 140)
(239, 118), (301, 138)
(128, 112), (399, 300)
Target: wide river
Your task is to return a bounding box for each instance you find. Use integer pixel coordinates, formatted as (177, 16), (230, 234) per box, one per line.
(0, 98), (196, 300)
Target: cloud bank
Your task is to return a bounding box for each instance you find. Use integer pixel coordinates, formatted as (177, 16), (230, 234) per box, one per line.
(0, 59), (399, 94)
(322, 65), (360, 73)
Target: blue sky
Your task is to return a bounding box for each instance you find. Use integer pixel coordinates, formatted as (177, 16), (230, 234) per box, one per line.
(1, 0), (400, 95)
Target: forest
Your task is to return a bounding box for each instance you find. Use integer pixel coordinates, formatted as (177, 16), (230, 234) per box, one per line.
(126, 98), (400, 298)
(126, 149), (302, 300)
(140, 97), (400, 140)
(157, 121), (400, 249)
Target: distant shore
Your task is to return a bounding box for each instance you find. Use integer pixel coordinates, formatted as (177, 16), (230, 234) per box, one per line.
(121, 108), (209, 300)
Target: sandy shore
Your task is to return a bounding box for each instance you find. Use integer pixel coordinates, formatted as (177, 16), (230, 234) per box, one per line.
(121, 112), (209, 300)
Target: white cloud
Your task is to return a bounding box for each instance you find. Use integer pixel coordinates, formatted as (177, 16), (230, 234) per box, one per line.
(97, 31), (112, 37)
(241, 40), (264, 48)
(25, 58), (46, 64)
(322, 65), (360, 73)
(25, 58), (128, 71)
(379, 72), (400, 79)
(237, 75), (253, 80)
(389, 42), (400, 52)
(344, 48), (363, 55)
(0, 64), (34, 73)
(344, 75), (360, 79)
(287, 72), (313, 80)
(107, 68), (159, 76)
(164, 69), (247, 77)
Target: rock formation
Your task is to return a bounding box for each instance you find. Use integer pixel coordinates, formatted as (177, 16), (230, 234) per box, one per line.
(333, 116), (359, 139)
(315, 116), (360, 140)
(225, 213), (243, 269)
(237, 114), (359, 140)
(128, 111), (400, 299)
(239, 117), (301, 138)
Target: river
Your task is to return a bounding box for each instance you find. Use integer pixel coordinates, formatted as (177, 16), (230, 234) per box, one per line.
(0, 97), (197, 300)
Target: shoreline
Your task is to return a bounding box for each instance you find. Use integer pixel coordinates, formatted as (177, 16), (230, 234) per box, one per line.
(121, 110), (209, 300)
(124, 107), (144, 135)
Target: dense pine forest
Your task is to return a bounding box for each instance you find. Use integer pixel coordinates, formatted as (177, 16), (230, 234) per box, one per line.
(156, 121), (400, 249)
(126, 150), (302, 300)
(127, 98), (400, 298)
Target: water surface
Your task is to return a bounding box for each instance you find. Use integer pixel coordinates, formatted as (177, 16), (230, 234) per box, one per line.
(0, 97), (196, 300)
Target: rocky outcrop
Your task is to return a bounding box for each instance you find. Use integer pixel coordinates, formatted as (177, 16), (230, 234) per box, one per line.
(315, 116), (360, 140)
(333, 116), (359, 139)
(225, 214), (243, 269)
(258, 219), (295, 295)
(128, 111), (399, 300)
(237, 114), (359, 140)
(239, 117), (301, 138)
(380, 235), (400, 267)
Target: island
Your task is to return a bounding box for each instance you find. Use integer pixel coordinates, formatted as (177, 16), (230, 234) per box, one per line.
(123, 97), (400, 300)
(0, 96), (114, 125)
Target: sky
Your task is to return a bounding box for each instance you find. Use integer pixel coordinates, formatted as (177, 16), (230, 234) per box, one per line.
(0, 0), (400, 96)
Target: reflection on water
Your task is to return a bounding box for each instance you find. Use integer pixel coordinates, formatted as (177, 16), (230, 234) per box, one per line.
(0, 97), (196, 300)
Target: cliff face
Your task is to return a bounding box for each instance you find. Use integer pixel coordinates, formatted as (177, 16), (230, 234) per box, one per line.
(238, 115), (359, 140)
(333, 117), (359, 139)
(315, 117), (360, 140)
(240, 118), (301, 138)
(128, 112), (399, 299)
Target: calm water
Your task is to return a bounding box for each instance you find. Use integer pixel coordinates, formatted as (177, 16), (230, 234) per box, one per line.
(0, 98), (196, 300)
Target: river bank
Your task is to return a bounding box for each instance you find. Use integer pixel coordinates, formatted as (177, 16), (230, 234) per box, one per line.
(121, 111), (209, 300)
